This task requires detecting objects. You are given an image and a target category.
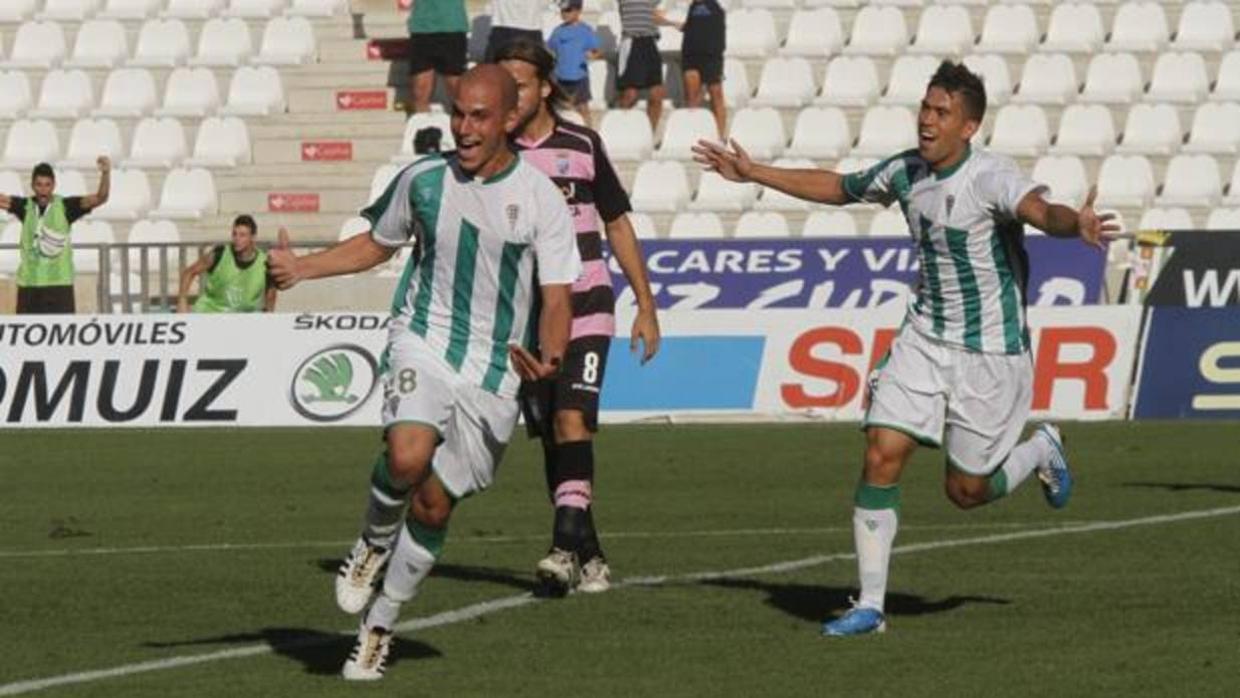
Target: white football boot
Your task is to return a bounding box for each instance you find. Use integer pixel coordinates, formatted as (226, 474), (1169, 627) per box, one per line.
(341, 623), (392, 681)
(336, 537), (391, 614)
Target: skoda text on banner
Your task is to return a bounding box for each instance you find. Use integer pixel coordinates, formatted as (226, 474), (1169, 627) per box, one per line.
(607, 238), (1107, 310)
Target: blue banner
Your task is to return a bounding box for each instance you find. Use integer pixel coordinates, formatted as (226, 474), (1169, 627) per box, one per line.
(608, 237), (1106, 310)
(1132, 307), (1240, 419)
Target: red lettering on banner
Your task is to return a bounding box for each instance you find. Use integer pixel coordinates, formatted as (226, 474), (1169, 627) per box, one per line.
(301, 141), (353, 161)
(1032, 327), (1115, 410)
(366, 41), (382, 60)
(781, 327), (863, 408)
(268, 193), (320, 213)
(336, 90), (387, 111)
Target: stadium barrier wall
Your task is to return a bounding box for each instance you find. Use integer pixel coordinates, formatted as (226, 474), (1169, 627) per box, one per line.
(0, 307), (1142, 428)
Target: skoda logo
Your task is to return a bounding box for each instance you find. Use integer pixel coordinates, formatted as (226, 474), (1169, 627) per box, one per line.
(289, 344), (379, 422)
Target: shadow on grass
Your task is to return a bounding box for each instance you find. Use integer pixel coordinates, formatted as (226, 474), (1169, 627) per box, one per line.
(1121, 481), (1240, 494)
(701, 578), (1010, 623)
(314, 558), (538, 594)
(143, 627), (441, 676)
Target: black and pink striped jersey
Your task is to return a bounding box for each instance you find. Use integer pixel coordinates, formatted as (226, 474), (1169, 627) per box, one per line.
(515, 119), (633, 340)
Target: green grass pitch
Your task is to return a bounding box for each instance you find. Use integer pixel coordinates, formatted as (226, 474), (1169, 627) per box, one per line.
(1, 423), (1238, 697)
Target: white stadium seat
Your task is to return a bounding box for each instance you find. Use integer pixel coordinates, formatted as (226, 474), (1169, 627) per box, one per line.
(1147, 52), (1210, 104)
(734, 211), (790, 238)
(1205, 208), (1240, 229)
(631, 161), (690, 212)
(755, 158), (816, 211)
(126, 219), (181, 271)
(787, 106), (851, 159)
(751, 57), (816, 107)
(368, 164), (400, 203)
(392, 111), (454, 164)
(157, 68), (220, 117)
(288, 0), (348, 17)
(1118, 104), (1182, 156)
(0, 71), (35, 119)
(99, 0), (161, 19)
(65, 19), (128, 68)
(598, 109), (653, 161)
(126, 117), (188, 168)
(55, 169), (88, 197)
(1157, 154), (1222, 207)
(883, 55), (939, 106)
(255, 16), (318, 65)
(727, 107), (785, 159)
(846, 6), (908, 56)
(989, 104), (1050, 157)
(1138, 207), (1194, 230)
(0, 170), (28, 198)
(0, 220), (22, 273)
(868, 209), (910, 237)
(130, 19), (192, 67)
(1032, 155), (1088, 206)
(690, 171), (759, 212)
(1, 120), (60, 169)
(816, 56), (881, 106)
(1107, 1), (1169, 52)
(977, 5), (1039, 54)
(962, 54), (1012, 106)
(588, 60), (611, 111)
(224, 0), (287, 18)
(668, 212), (725, 239)
(656, 108), (717, 160)
(1015, 54), (1077, 105)
(802, 210), (858, 237)
(1080, 53), (1143, 104)
(626, 212), (657, 239)
(725, 9), (779, 57)
(1183, 103), (1240, 154)
(909, 5), (973, 55)
(1042, 3), (1104, 53)
(1096, 155), (1156, 208)
(165, 0), (226, 18)
(1227, 161), (1240, 205)
(38, 0), (101, 21)
(0, 0), (38, 22)
(338, 216), (370, 241)
(853, 106), (915, 157)
(1172, 1), (1234, 51)
(92, 168), (152, 220)
(1053, 105), (1115, 156)
(4, 21), (68, 68)
(187, 117), (252, 167)
(191, 18), (253, 67)
(782, 9), (845, 57)
(151, 167), (219, 219)
(743, 0), (794, 9)
(94, 68), (158, 117)
(220, 66), (286, 116)
(722, 58), (751, 107)
(70, 220), (115, 274)
(60, 118), (124, 169)
(1214, 51), (1240, 101)
(30, 69), (94, 119)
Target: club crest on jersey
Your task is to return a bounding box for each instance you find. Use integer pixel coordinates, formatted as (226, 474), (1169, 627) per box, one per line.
(555, 154), (571, 176)
(506, 204), (520, 231)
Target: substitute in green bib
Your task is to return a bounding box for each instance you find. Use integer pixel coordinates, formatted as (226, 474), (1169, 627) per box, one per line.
(0, 158), (111, 314)
(177, 215), (278, 313)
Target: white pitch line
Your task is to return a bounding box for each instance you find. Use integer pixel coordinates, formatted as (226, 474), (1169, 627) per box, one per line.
(2, 504), (1237, 697)
(0, 521), (1091, 559)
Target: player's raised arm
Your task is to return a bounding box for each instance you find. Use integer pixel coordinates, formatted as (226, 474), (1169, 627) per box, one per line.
(267, 230), (394, 290)
(692, 138), (851, 205)
(1016, 185), (1121, 248)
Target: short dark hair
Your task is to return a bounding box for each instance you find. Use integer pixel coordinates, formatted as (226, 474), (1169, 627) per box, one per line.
(927, 61), (987, 123)
(31, 162), (55, 182)
(491, 37), (572, 113)
(233, 214), (257, 235)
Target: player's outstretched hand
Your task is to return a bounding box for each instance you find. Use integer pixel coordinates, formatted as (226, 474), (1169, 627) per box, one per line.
(1078, 185), (1121, 249)
(631, 308), (661, 365)
(692, 139), (753, 183)
(509, 344), (560, 382)
(268, 227), (301, 290)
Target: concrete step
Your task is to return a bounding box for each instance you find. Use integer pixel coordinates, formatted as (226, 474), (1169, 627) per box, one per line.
(247, 113), (406, 138)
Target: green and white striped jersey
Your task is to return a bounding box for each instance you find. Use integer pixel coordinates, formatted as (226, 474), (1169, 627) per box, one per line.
(362, 153), (582, 397)
(842, 147), (1045, 355)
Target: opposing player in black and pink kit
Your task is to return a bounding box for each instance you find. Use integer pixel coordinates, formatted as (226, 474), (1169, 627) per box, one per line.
(497, 38), (661, 595)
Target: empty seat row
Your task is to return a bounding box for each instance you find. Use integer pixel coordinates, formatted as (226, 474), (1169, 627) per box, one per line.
(0, 0), (345, 22)
(0, 66), (285, 119)
(990, 102), (1240, 157)
(1, 16), (317, 68)
(0, 166), (216, 221)
(1, 116), (251, 170)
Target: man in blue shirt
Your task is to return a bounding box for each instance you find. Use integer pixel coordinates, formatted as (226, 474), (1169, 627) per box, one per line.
(547, 0), (601, 125)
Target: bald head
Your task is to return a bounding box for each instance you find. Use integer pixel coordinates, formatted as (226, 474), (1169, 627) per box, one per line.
(457, 63), (518, 112)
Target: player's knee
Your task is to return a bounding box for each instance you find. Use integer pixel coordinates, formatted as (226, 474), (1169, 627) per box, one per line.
(386, 439), (434, 484)
(411, 487), (453, 529)
(863, 444), (901, 485)
(944, 478), (987, 510)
